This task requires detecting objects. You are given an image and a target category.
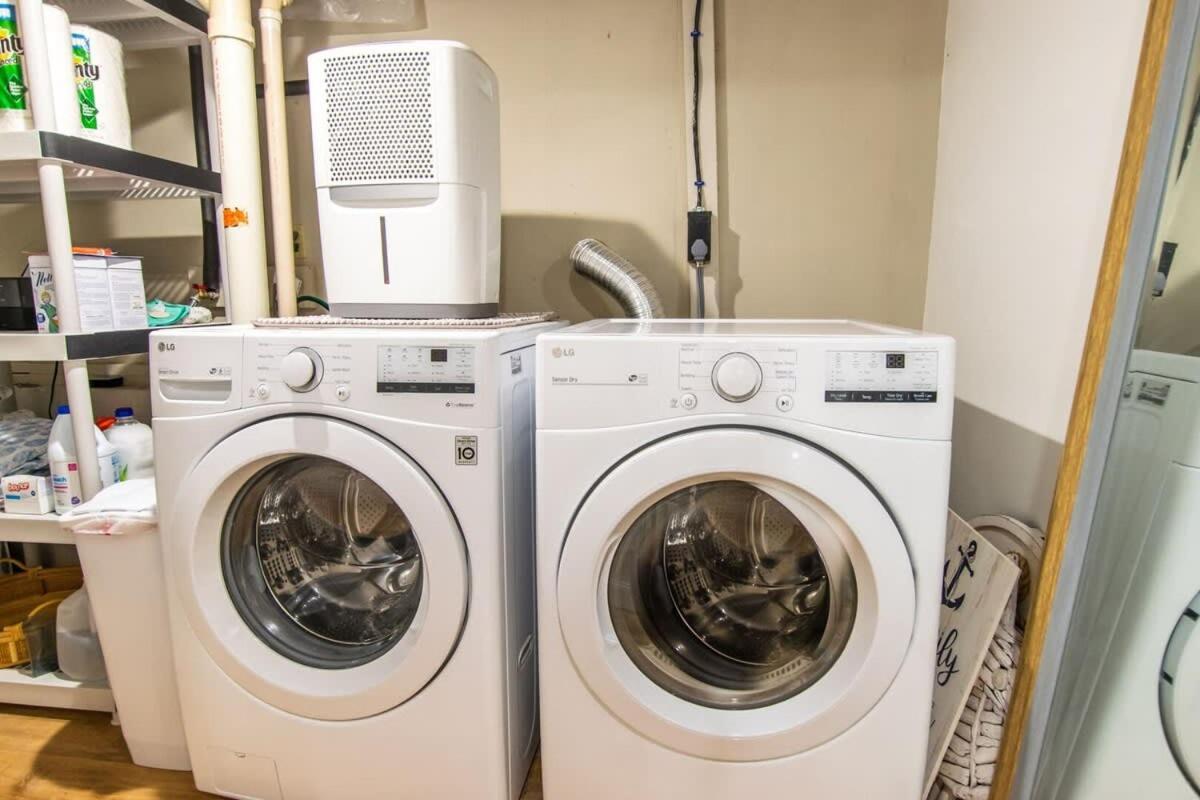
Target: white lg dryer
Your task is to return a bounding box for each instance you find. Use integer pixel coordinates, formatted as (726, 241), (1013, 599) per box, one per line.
(535, 320), (954, 798)
(150, 323), (560, 800)
(1059, 350), (1200, 798)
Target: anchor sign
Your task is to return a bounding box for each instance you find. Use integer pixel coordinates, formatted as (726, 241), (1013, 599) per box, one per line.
(941, 540), (977, 610)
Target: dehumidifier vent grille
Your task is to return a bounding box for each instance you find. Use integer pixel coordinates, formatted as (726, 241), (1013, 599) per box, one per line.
(322, 50), (435, 183)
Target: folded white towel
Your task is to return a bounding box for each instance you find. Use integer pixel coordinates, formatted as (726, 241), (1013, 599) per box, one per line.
(58, 478), (157, 536)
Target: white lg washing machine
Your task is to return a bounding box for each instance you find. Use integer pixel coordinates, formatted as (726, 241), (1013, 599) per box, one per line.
(535, 320), (955, 798)
(150, 322), (560, 800)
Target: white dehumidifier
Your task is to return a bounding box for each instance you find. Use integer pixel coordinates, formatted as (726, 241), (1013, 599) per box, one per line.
(308, 41), (500, 319)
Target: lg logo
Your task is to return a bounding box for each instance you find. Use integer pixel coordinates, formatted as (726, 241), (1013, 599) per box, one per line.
(157, 342), (175, 352)
(551, 347), (575, 358)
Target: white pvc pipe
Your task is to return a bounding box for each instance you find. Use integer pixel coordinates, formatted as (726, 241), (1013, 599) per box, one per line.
(259, 0), (297, 317)
(205, 0), (270, 323)
(17, 0), (102, 498)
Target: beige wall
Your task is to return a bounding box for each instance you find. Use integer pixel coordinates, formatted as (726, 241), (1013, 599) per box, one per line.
(716, 0), (947, 327)
(3, 1), (948, 328)
(923, 0), (1151, 527)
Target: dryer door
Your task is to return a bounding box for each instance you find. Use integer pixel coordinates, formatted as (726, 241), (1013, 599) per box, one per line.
(1161, 591), (1200, 793)
(556, 427), (916, 761)
(167, 415), (468, 721)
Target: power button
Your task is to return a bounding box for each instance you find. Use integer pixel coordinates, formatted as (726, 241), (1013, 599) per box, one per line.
(680, 393), (698, 410)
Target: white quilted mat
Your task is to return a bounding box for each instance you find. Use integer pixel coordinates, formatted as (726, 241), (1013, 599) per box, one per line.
(254, 312), (558, 329)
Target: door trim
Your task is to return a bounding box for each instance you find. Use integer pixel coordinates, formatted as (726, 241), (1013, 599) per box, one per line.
(556, 427), (916, 761)
(166, 415), (469, 721)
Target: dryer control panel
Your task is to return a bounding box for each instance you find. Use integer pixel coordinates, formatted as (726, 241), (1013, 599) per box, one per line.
(537, 320), (956, 440)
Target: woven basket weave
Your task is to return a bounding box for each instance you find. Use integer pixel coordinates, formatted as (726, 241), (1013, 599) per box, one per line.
(928, 556), (1023, 800)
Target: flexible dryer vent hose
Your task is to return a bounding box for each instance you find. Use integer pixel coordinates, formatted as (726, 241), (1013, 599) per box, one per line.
(569, 239), (665, 320)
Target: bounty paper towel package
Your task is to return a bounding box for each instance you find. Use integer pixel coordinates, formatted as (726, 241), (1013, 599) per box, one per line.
(0, 2), (31, 132)
(70, 25), (129, 148)
(2, 474), (53, 514)
(44, 4), (80, 136)
(0, 3), (79, 135)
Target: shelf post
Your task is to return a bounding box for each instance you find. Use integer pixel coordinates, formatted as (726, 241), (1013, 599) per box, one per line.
(16, 0), (103, 500)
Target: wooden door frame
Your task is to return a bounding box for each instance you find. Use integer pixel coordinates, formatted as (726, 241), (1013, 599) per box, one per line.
(991, 1), (1178, 796)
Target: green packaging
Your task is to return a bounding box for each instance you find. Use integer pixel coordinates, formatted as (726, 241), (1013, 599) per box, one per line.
(72, 31), (97, 130)
(0, 3), (27, 112)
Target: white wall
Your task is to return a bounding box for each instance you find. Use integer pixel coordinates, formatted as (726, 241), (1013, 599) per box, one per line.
(924, 0), (1151, 526)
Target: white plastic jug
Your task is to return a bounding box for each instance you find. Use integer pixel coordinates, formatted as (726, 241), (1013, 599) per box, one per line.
(56, 587), (106, 683)
(48, 406), (120, 513)
(106, 407), (154, 480)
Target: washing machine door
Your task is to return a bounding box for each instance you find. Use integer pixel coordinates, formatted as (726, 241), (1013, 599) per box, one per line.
(556, 427), (916, 761)
(167, 415), (468, 721)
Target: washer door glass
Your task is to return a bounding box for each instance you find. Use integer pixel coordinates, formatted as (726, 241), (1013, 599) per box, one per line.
(223, 455), (424, 669)
(608, 479), (856, 709)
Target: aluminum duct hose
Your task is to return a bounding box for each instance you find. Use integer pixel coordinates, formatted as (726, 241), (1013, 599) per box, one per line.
(570, 239), (665, 319)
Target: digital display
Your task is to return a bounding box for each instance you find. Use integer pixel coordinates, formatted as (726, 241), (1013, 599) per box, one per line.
(430, 348), (448, 363)
(886, 353), (906, 370)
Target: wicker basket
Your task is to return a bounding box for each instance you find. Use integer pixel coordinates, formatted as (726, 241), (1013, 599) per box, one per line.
(0, 558), (84, 605)
(0, 559), (84, 669)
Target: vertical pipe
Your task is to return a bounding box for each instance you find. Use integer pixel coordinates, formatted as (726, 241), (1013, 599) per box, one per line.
(204, 0), (270, 323)
(259, 0), (296, 317)
(17, 0), (101, 498)
(188, 45), (221, 293)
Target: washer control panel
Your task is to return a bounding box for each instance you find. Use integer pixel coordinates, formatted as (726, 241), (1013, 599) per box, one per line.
(825, 350), (939, 403)
(377, 345), (476, 394)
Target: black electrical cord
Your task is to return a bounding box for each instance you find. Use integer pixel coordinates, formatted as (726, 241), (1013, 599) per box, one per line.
(695, 265), (706, 319)
(691, 0), (704, 209)
(46, 361), (58, 418)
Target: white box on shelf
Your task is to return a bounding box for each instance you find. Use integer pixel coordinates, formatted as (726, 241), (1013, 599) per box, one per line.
(25, 255), (113, 334)
(106, 257), (147, 330)
(2, 475), (53, 514)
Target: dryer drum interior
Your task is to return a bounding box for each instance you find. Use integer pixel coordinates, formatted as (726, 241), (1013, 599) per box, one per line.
(607, 480), (858, 710)
(222, 455), (425, 670)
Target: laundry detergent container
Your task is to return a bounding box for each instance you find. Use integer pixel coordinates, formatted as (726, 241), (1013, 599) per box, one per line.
(61, 479), (189, 771)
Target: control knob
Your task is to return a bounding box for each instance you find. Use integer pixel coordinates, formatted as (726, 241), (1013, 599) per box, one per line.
(281, 347), (323, 392)
(712, 352), (762, 402)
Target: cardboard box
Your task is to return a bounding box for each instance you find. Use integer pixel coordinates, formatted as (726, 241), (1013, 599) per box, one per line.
(25, 254), (147, 333)
(2, 475), (53, 514)
(106, 257), (147, 330)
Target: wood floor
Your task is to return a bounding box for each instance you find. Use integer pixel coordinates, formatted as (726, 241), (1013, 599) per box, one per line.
(0, 704), (544, 799)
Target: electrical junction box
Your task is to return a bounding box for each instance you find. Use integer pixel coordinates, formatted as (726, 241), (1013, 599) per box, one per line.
(308, 40), (501, 319)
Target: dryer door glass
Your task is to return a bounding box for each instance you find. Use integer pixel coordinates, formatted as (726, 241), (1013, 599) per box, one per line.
(608, 480), (856, 709)
(222, 455), (424, 669)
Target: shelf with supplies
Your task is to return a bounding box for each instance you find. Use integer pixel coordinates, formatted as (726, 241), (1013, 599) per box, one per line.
(0, 322), (227, 362)
(0, 666), (114, 712)
(0, 512), (72, 545)
(54, 0), (206, 50)
(0, 131), (221, 203)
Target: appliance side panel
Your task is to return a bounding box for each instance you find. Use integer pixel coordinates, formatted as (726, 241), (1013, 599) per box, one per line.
(498, 342), (539, 798)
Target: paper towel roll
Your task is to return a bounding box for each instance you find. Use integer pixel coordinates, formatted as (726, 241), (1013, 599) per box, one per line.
(43, 5), (78, 135)
(70, 24), (128, 148)
(0, 1), (32, 132)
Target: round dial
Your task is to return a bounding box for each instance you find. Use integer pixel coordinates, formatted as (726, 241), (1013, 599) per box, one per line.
(712, 352), (763, 402)
(281, 348), (323, 392)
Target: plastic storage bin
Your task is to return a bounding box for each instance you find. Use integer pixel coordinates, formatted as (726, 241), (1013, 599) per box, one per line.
(60, 479), (189, 771)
